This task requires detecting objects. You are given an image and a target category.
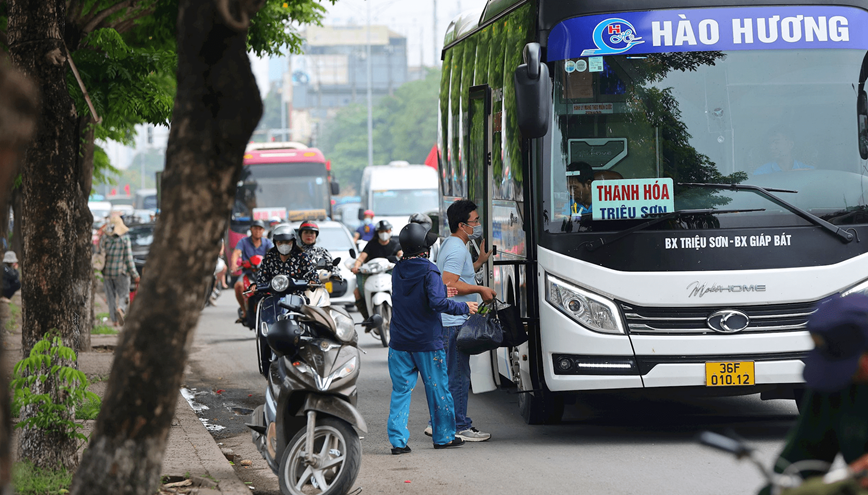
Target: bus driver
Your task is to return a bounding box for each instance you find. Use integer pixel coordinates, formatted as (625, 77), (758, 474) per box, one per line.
(564, 161), (594, 218)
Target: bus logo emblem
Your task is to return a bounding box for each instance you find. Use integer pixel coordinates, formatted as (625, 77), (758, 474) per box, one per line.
(707, 310), (750, 333)
(582, 18), (645, 56)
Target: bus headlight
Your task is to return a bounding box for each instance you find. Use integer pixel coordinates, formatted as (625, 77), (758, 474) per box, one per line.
(842, 278), (868, 298)
(545, 274), (624, 334)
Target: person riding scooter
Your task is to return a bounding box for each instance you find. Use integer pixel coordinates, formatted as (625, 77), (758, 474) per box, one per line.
(247, 224), (318, 329)
(295, 220), (336, 279)
(351, 220), (401, 319)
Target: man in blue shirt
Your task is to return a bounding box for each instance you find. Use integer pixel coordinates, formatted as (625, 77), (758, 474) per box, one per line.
(231, 220), (273, 320)
(564, 161), (594, 218)
(353, 209), (376, 242)
(753, 130), (815, 175)
(427, 199), (496, 443)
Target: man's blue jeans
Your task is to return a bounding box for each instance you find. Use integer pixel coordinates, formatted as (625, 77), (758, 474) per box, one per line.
(442, 325), (472, 431)
(388, 348), (456, 447)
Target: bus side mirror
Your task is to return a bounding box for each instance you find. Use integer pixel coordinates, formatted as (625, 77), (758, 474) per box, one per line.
(357, 210), (365, 221)
(330, 180), (340, 195)
(514, 42), (552, 139)
(859, 91), (868, 160)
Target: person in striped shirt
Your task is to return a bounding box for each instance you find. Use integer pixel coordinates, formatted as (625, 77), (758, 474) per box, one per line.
(99, 216), (139, 326)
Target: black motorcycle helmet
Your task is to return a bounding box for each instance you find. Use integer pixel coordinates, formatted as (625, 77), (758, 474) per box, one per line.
(272, 224), (296, 242)
(375, 219), (392, 232)
(399, 223), (438, 257)
(266, 318), (304, 357)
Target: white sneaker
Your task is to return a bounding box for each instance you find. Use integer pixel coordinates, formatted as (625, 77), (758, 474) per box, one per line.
(457, 427), (490, 442)
(423, 425), (432, 437)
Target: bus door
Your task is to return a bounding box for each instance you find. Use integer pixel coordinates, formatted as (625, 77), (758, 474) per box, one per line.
(468, 85), (498, 394)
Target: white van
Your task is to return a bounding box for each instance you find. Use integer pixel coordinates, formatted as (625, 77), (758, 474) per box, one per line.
(358, 161), (439, 236)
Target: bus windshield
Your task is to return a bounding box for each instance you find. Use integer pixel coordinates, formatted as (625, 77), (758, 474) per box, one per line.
(546, 48), (868, 232)
(232, 162), (330, 225)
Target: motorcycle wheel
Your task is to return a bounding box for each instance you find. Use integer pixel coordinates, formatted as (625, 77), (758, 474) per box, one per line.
(373, 304), (391, 348)
(279, 417), (361, 495)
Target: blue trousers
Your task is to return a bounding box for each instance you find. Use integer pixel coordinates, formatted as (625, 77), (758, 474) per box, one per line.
(387, 348), (456, 447)
(426, 325), (474, 431)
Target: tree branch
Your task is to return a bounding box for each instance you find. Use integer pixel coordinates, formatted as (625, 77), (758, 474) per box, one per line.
(109, 8), (155, 34)
(81, 1), (134, 34)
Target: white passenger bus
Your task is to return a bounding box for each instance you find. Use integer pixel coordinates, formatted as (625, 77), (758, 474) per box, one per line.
(438, 0), (868, 423)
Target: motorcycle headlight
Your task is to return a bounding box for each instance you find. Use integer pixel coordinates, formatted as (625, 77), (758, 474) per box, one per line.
(271, 274), (289, 292)
(330, 310), (356, 343)
(366, 264), (383, 274)
(545, 273), (624, 334)
(842, 278), (868, 298)
(328, 356), (358, 382)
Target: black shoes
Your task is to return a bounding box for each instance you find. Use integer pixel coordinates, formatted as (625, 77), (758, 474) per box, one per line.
(433, 437), (465, 449)
(391, 445), (412, 455)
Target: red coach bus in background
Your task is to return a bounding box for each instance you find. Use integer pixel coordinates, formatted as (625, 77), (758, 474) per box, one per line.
(227, 142), (339, 278)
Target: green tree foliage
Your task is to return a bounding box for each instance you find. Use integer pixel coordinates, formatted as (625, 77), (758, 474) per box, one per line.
(0, 0), (331, 170)
(320, 68), (441, 190)
(11, 335), (100, 443)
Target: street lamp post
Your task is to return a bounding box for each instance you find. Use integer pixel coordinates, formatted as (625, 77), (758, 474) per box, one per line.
(366, 0), (374, 169)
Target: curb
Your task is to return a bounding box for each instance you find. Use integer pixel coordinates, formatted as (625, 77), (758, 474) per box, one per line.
(172, 392), (253, 495)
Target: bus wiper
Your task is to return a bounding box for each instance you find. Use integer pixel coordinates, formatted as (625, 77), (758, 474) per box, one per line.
(584, 208), (765, 252)
(679, 182), (855, 244)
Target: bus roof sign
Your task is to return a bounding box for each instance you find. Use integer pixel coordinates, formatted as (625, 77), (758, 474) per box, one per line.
(548, 6), (868, 61)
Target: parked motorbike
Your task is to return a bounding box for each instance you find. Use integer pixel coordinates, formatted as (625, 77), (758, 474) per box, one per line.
(246, 272), (379, 495)
(698, 430), (867, 494)
(236, 255), (264, 328)
(347, 255), (395, 348)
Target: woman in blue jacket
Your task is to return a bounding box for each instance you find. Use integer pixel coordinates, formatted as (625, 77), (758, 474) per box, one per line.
(387, 223), (478, 454)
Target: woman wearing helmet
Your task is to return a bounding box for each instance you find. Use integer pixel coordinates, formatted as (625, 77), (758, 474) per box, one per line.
(296, 221), (335, 276)
(408, 212), (440, 262)
(256, 224), (319, 290)
(350, 219), (402, 319)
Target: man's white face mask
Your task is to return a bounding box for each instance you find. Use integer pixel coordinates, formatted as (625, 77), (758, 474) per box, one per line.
(378, 232), (390, 242)
(277, 243), (292, 255)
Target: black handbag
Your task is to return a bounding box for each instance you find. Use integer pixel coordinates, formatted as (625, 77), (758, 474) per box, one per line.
(456, 301), (504, 355)
(495, 299), (528, 348)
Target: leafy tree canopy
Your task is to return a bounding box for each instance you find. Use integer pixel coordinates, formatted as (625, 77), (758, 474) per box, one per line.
(0, 0), (331, 172)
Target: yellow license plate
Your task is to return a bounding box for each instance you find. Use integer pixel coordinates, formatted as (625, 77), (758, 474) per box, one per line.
(325, 282), (333, 293)
(705, 361), (755, 387)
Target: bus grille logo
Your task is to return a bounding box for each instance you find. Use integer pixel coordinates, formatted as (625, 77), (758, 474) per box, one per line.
(687, 281), (766, 298)
(707, 310), (750, 333)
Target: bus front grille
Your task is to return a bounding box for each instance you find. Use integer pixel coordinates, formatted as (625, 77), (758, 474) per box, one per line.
(618, 301), (818, 335)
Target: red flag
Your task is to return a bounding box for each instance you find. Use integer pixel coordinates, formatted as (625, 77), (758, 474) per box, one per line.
(424, 145), (438, 170)
(110, 188), (117, 195)
(124, 184), (130, 195)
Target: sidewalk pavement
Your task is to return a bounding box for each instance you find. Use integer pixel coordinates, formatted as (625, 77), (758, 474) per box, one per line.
(84, 334), (252, 495)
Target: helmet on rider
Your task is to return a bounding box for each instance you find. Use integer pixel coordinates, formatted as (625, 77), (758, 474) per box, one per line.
(297, 221), (320, 249)
(408, 212), (433, 231)
(375, 220), (392, 232)
(362, 210), (375, 225)
(272, 224), (296, 255)
(399, 223), (437, 257)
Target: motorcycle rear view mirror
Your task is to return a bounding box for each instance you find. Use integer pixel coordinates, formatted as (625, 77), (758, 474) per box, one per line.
(349, 249), (356, 259)
(332, 257), (341, 265)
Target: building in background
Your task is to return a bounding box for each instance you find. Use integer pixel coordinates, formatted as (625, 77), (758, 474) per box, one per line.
(264, 25), (408, 145)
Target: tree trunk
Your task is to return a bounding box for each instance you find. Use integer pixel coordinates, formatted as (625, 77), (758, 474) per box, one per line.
(7, 0), (87, 469)
(69, 0), (263, 492)
(75, 115), (95, 351)
(0, 63), (39, 495)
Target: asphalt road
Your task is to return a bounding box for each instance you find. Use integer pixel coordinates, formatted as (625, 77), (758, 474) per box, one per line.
(184, 292), (802, 495)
